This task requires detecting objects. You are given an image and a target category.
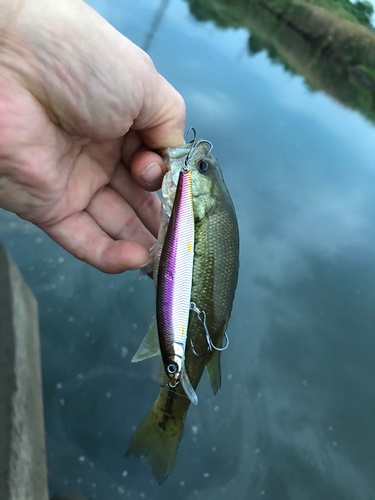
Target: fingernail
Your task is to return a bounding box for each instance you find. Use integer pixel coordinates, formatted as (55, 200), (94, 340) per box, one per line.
(140, 162), (162, 184)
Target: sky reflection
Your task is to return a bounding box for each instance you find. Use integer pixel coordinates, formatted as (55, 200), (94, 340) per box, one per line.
(1, 0), (375, 498)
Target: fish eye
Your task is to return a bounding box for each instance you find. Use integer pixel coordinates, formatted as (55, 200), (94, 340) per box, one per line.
(167, 362), (178, 374)
(198, 160), (209, 172)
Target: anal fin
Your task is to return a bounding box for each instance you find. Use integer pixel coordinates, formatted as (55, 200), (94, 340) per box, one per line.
(206, 324), (226, 394)
(206, 349), (222, 395)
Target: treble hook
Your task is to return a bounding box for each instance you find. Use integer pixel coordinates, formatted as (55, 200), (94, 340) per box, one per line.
(184, 128), (214, 167)
(186, 127), (197, 143)
(189, 302), (229, 356)
(185, 129), (197, 167)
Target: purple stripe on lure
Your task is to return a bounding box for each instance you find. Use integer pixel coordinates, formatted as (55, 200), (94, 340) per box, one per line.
(156, 169), (195, 390)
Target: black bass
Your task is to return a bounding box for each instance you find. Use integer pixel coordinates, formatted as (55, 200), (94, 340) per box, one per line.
(127, 135), (239, 483)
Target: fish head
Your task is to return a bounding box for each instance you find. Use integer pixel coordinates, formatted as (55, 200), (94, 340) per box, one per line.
(162, 137), (230, 221)
(187, 140), (227, 221)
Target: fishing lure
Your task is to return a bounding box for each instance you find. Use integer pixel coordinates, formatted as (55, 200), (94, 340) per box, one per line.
(156, 159), (197, 404)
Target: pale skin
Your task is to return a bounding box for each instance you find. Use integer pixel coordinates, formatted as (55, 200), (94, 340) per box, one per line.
(0, 0), (186, 272)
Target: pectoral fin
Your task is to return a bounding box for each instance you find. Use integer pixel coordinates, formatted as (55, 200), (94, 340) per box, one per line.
(131, 319), (160, 363)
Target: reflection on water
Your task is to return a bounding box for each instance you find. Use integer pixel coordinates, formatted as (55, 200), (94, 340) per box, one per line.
(186, 0), (375, 125)
(1, 0), (375, 498)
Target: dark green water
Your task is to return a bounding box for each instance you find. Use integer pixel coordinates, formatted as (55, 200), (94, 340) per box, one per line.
(1, 0), (375, 498)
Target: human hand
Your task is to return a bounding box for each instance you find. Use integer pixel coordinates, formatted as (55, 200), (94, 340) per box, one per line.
(0, 0), (185, 272)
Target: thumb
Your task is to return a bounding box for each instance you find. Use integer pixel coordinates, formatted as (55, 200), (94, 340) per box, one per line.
(132, 70), (186, 150)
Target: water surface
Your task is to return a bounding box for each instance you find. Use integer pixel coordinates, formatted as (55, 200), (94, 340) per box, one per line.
(1, 0), (375, 498)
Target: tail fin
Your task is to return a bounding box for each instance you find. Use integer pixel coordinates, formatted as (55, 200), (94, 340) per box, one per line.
(126, 404), (185, 484)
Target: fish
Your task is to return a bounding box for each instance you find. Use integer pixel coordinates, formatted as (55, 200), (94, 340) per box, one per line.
(127, 136), (239, 483)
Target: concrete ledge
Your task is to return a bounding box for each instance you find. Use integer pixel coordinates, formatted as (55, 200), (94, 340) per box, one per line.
(0, 241), (48, 500)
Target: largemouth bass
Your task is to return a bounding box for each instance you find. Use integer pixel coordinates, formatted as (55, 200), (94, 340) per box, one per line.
(127, 136), (239, 483)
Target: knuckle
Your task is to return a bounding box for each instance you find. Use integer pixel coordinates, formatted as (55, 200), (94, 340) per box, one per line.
(137, 191), (159, 215)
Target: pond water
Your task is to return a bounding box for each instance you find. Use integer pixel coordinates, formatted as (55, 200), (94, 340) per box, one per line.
(1, 0), (375, 498)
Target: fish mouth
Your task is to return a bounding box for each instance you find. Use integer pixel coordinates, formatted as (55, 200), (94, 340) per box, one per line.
(162, 134), (213, 169)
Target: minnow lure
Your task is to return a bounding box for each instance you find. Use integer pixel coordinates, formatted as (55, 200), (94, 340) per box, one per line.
(156, 161), (197, 405)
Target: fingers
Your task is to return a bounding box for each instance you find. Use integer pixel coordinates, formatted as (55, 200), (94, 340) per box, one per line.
(133, 72), (186, 150)
(121, 129), (144, 167)
(109, 162), (162, 237)
(129, 150), (168, 192)
(121, 129), (168, 191)
(85, 185), (156, 249)
(42, 210), (150, 273)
